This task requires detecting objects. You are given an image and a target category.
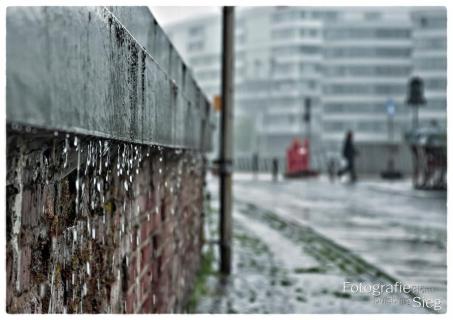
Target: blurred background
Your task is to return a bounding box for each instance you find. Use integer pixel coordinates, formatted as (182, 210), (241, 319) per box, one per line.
(149, 6), (447, 313)
(153, 6), (446, 176)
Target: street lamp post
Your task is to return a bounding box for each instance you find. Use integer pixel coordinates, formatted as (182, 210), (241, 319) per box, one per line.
(219, 6), (235, 275)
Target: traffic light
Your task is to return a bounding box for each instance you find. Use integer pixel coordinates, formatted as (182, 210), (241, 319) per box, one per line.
(406, 77), (426, 106)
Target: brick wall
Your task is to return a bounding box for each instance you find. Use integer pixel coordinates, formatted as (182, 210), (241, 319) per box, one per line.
(6, 126), (205, 313)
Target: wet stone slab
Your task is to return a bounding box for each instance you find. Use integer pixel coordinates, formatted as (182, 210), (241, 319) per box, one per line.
(230, 175), (447, 312)
(194, 184), (433, 314)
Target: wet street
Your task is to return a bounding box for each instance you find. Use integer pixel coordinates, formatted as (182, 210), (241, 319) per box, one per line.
(195, 173), (447, 314)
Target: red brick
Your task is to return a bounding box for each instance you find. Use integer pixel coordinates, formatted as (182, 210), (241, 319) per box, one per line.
(140, 224), (148, 245)
(139, 272), (151, 299)
(126, 288), (136, 313)
(7, 134), (205, 313)
(131, 228), (138, 251)
(142, 293), (153, 313)
(128, 256), (137, 289)
(140, 243), (151, 271)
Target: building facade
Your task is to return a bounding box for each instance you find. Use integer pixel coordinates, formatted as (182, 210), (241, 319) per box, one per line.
(411, 8), (447, 128)
(164, 7), (447, 173)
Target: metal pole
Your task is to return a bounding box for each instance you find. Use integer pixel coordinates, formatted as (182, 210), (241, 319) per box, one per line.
(412, 104), (419, 130)
(387, 113), (394, 171)
(219, 6), (235, 275)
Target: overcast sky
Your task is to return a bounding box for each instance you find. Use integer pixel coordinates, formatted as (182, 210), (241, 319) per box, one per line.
(150, 6), (220, 26)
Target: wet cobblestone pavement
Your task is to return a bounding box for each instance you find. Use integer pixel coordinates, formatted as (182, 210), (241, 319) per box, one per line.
(193, 174), (446, 313)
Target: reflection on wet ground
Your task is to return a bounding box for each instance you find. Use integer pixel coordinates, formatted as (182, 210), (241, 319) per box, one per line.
(193, 175), (446, 313)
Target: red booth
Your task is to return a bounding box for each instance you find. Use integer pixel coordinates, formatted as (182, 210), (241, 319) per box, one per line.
(285, 138), (318, 178)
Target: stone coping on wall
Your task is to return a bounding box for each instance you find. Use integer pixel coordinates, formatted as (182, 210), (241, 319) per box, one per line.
(6, 6), (214, 152)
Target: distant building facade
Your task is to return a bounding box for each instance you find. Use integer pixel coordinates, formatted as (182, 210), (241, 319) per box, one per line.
(165, 7), (447, 173)
(411, 8), (447, 128)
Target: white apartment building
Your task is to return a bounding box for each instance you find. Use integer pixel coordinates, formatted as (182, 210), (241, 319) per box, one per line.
(164, 7), (447, 173)
(411, 8), (447, 128)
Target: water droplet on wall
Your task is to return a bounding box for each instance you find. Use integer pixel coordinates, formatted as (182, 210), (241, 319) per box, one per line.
(63, 136), (70, 168)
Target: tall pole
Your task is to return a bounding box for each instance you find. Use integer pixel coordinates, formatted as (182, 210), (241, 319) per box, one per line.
(219, 6), (235, 275)
(412, 104), (419, 130)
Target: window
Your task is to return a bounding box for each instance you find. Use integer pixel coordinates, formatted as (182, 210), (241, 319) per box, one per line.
(325, 28), (410, 40)
(322, 11), (338, 21)
(323, 121), (345, 131)
(364, 12), (381, 21)
(272, 97), (298, 107)
(426, 79), (447, 90)
(187, 41), (204, 52)
(299, 45), (320, 54)
(300, 63), (321, 73)
(272, 10), (298, 23)
(188, 25), (204, 37)
(309, 30), (318, 37)
(324, 103), (386, 114)
(324, 65), (410, 77)
(299, 28), (319, 38)
(417, 15), (446, 29)
(420, 17), (428, 28)
(274, 62), (294, 74)
(415, 57), (447, 70)
(324, 104), (345, 113)
(272, 46), (298, 55)
(428, 99), (447, 110)
(357, 121), (385, 132)
(307, 80), (317, 90)
(415, 38), (447, 50)
(311, 11), (322, 19)
(324, 47), (411, 58)
(375, 29), (411, 38)
(275, 79), (296, 90)
(272, 28), (295, 39)
(324, 84), (405, 95)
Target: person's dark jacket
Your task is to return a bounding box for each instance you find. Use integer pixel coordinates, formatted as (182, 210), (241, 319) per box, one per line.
(342, 139), (355, 161)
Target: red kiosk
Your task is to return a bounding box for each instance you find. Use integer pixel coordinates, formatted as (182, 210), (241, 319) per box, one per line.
(285, 138), (318, 178)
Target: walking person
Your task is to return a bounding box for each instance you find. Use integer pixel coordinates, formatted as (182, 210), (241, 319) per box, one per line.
(338, 130), (358, 182)
(252, 153), (259, 179)
(272, 157), (279, 182)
